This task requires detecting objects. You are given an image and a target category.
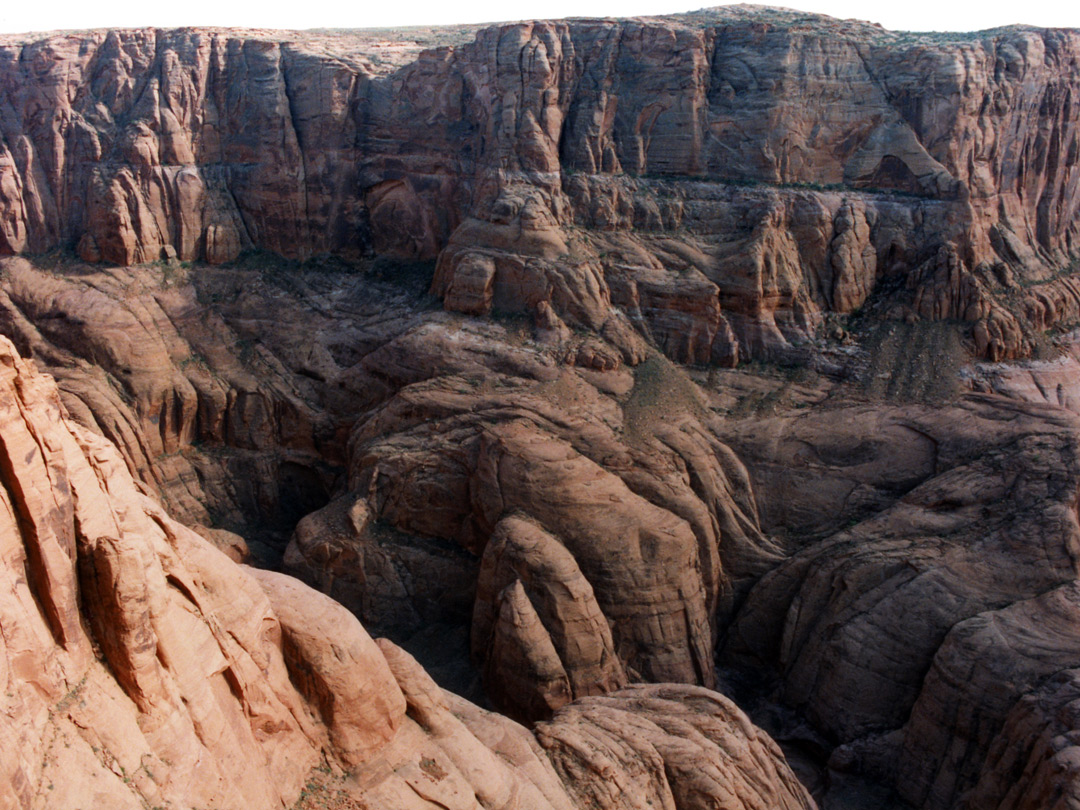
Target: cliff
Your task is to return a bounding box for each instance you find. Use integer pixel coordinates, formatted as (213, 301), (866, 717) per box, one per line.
(4, 8), (1080, 810)
(0, 7), (1077, 362)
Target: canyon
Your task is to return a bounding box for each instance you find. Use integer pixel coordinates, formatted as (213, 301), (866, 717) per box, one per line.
(1, 5), (1080, 809)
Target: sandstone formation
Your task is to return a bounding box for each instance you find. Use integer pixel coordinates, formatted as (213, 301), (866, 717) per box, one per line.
(0, 333), (813, 809)
(972, 333), (1080, 413)
(2, 7), (1080, 810)
(0, 332), (341, 810)
(0, 254), (436, 549)
(536, 685), (814, 810)
(0, 8), (1077, 363)
(472, 515), (627, 722)
(720, 395), (1080, 810)
(283, 332), (777, 715)
(960, 667), (1080, 810)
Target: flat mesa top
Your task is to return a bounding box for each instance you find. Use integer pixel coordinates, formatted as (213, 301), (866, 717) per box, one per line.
(0, 4), (1070, 51)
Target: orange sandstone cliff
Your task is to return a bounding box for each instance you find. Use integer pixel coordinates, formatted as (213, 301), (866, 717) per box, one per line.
(0, 8), (1078, 364)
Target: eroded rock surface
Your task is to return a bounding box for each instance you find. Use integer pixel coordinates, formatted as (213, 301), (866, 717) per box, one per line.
(0, 254), (430, 550)
(0, 333), (813, 810)
(537, 685), (816, 810)
(721, 395), (1080, 810)
(8, 246), (1080, 808)
(284, 331), (775, 716)
(2, 7), (1080, 810)
(0, 9), (1077, 362)
(0, 333), (337, 810)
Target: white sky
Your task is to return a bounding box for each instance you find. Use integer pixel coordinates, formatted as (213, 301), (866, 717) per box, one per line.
(0, 0), (1077, 35)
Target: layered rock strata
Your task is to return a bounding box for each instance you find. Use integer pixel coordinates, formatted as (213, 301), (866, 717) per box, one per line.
(0, 9), (1078, 361)
(2, 7), (1080, 810)
(0, 332), (360, 809)
(10, 245), (1080, 807)
(719, 395), (1080, 810)
(0, 332), (814, 810)
(283, 330), (778, 716)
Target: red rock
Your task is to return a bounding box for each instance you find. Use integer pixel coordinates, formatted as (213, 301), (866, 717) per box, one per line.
(0, 332), (814, 810)
(722, 395), (1080, 808)
(0, 12), (1076, 361)
(2, 9), (1080, 808)
(0, 333), (325, 809)
(473, 516), (627, 722)
(536, 685), (816, 810)
(247, 568), (407, 768)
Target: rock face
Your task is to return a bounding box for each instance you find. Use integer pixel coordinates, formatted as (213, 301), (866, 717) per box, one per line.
(3, 8), (1080, 810)
(8, 243), (1080, 808)
(0, 333), (346, 810)
(0, 333), (813, 810)
(537, 685), (815, 810)
(719, 395), (1080, 810)
(0, 249), (777, 722)
(972, 334), (1080, 413)
(472, 516), (627, 722)
(961, 667), (1080, 810)
(0, 254), (432, 548)
(0, 9), (1078, 362)
(284, 331), (776, 718)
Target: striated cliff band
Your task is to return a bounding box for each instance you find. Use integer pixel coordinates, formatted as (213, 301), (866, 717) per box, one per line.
(0, 6), (1077, 363)
(1, 5), (1080, 810)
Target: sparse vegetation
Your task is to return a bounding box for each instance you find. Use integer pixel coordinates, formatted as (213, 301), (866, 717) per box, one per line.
(622, 352), (706, 444)
(858, 319), (969, 403)
(54, 675), (88, 713)
(365, 255), (438, 296)
(490, 308), (534, 345)
(714, 354), (824, 417)
(178, 352), (211, 371)
(288, 763), (367, 809)
(21, 245), (80, 274)
(632, 170), (932, 199)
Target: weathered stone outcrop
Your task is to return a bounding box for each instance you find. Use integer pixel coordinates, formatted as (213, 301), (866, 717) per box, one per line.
(894, 582), (1080, 810)
(0, 251), (763, 718)
(472, 516), (627, 722)
(0, 254), (436, 551)
(0, 331), (814, 810)
(0, 332), (347, 809)
(1, 9), (1078, 362)
(0, 250), (772, 726)
(720, 395), (1080, 810)
(4, 8), (1080, 809)
(373, 640), (815, 810)
(537, 685), (816, 810)
(284, 328), (779, 718)
(960, 667), (1080, 810)
(972, 335), (1080, 412)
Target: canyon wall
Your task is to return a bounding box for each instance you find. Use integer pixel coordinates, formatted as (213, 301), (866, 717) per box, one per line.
(1, 10), (1078, 361)
(3, 9), (1080, 810)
